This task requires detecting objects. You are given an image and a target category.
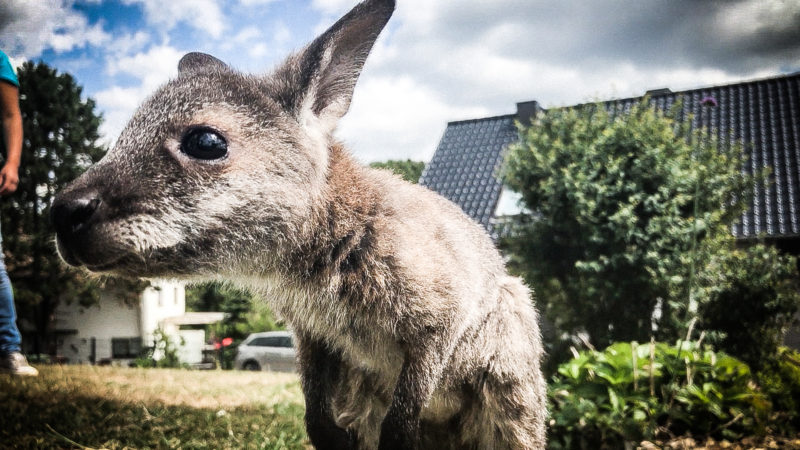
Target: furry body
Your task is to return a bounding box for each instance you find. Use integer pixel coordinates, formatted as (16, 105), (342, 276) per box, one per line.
(52, 1), (547, 448)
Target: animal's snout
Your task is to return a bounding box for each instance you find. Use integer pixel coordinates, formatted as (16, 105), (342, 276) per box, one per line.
(51, 189), (101, 241)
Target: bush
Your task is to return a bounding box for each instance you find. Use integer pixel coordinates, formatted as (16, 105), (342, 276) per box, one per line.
(756, 347), (800, 434)
(548, 341), (769, 449)
(133, 328), (187, 369)
(697, 244), (800, 370)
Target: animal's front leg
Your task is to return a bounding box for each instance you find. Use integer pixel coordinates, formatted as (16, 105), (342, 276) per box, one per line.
(296, 334), (356, 450)
(378, 343), (450, 450)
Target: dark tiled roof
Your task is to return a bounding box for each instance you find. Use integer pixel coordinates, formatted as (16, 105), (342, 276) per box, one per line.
(420, 72), (800, 240)
(418, 115), (519, 229)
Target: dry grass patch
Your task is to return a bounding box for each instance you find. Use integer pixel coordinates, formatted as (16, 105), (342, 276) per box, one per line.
(0, 365), (308, 449)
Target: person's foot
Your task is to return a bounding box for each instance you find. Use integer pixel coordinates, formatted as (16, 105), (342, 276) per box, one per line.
(0, 352), (39, 376)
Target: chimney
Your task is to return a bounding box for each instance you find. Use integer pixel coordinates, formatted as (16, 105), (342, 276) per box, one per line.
(645, 88), (672, 96)
(516, 100), (541, 125)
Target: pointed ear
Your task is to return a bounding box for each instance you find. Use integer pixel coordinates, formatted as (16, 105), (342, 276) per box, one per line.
(275, 0), (395, 134)
(178, 52), (228, 74)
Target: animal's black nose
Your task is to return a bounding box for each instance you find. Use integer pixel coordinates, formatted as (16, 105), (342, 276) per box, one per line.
(51, 191), (101, 237)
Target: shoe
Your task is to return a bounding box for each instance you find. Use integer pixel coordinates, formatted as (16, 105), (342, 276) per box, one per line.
(0, 352), (39, 376)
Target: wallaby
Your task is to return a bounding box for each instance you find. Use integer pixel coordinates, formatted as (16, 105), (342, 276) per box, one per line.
(51, 0), (547, 448)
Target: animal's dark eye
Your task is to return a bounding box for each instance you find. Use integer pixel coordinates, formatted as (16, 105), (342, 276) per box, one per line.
(180, 127), (228, 160)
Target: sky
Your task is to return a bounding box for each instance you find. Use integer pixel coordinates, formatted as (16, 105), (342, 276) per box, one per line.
(1, 0), (799, 163)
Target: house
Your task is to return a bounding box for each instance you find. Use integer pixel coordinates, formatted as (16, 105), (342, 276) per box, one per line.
(419, 72), (800, 346)
(51, 280), (224, 366)
(420, 72), (800, 251)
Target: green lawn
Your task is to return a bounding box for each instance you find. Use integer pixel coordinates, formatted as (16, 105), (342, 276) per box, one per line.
(0, 365), (309, 449)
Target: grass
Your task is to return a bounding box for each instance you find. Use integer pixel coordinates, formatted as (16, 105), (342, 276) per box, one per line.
(0, 365), (309, 449)
(5, 365), (798, 450)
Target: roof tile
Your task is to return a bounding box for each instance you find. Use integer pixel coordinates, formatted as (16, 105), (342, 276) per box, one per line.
(421, 73), (800, 240)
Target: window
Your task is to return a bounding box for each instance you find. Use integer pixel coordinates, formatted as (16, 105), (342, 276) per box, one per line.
(249, 337), (269, 347)
(112, 337), (142, 358)
(262, 337), (282, 347)
(248, 336), (293, 348)
(494, 187), (526, 217)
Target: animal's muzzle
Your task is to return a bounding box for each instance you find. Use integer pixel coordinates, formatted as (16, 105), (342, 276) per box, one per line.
(51, 188), (102, 266)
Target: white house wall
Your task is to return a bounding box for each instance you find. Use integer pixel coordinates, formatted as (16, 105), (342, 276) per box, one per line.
(54, 280), (186, 364)
(54, 292), (140, 364)
(139, 280), (186, 346)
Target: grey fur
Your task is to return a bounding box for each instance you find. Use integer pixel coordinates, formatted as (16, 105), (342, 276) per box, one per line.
(51, 0), (547, 448)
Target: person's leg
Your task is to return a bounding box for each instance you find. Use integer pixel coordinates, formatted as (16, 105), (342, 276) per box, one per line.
(0, 218), (36, 375)
(0, 236), (21, 355)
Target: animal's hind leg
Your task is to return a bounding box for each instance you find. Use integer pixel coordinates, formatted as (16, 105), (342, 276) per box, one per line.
(295, 334), (357, 450)
(460, 278), (548, 449)
(474, 371), (547, 450)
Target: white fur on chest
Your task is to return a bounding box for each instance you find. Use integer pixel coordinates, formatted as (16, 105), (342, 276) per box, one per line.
(244, 273), (404, 375)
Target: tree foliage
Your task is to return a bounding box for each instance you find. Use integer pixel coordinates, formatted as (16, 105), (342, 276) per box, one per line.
(501, 101), (799, 358)
(0, 62), (146, 353)
(697, 243), (800, 368)
(186, 282), (284, 369)
(369, 159), (425, 184)
(186, 283), (284, 335)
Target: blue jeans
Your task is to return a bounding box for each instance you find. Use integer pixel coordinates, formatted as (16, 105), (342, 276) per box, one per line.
(0, 218), (20, 355)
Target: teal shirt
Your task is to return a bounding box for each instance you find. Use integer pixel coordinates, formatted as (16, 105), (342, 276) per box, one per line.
(0, 50), (19, 87)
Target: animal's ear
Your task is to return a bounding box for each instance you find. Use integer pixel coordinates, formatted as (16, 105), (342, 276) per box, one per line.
(274, 0), (395, 134)
(178, 52), (228, 74)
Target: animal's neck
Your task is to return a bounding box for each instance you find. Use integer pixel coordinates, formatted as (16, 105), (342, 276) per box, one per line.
(254, 143), (391, 331)
(290, 144), (384, 283)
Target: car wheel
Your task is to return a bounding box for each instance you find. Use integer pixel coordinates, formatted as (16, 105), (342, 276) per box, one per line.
(242, 360), (260, 371)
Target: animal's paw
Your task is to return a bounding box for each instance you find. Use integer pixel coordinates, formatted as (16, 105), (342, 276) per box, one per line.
(307, 420), (356, 450)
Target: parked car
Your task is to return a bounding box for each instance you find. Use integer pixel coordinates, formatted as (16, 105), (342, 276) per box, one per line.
(234, 331), (296, 372)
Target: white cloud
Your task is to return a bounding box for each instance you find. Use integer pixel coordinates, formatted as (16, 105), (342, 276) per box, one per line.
(122, 0), (226, 39)
(215, 21), (293, 70)
(271, 21), (292, 47)
(105, 30), (151, 56)
(97, 45), (185, 144)
(716, 0), (799, 37)
(0, 0), (111, 58)
(105, 45), (183, 83)
(336, 76), (488, 163)
(18, 0), (796, 166)
(316, 0), (800, 163)
(257, 22), (293, 64)
(310, 0), (355, 15)
(231, 26), (263, 44)
(240, 0), (282, 5)
(94, 85), (149, 144)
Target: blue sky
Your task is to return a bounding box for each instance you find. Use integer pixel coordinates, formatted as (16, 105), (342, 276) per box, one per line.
(1, 0), (799, 163)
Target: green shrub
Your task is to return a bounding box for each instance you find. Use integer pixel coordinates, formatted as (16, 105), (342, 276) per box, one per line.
(697, 244), (800, 370)
(756, 347), (800, 434)
(548, 341), (768, 449)
(132, 328), (187, 369)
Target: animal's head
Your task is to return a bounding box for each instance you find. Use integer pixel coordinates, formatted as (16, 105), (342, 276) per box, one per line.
(51, 0), (395, 278)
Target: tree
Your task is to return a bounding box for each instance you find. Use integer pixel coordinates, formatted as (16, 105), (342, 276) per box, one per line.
(0, 62), (146, 354)
(186, 283), (249, 342)
(501, 101), (774, 352)
(369, 159), (425, 184)
(186, 282), (284, 368)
